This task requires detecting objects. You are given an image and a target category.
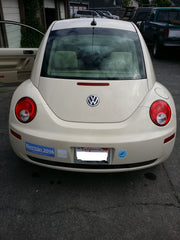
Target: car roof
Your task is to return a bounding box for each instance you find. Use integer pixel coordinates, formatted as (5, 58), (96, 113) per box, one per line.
(153, 7), (180, 10)
(51, 18), (136, 32)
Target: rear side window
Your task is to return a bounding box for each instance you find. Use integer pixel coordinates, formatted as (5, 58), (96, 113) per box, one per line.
(156, 10), (180, 24)
(41, 28), (146, 80)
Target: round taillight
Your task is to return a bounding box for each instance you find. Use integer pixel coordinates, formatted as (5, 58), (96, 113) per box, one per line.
(15, 97), (36, 123)
(150, 100), (171, 126)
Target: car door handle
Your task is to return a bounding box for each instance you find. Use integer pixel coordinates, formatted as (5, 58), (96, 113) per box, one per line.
(23, 50), (34, 55)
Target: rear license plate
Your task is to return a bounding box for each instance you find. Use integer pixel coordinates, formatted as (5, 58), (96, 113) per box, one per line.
(169, 30), (180, 38)
(75, 147), (110, 163)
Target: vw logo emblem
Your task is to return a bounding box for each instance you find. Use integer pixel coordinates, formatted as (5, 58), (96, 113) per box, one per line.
(87, 95), (99, 107)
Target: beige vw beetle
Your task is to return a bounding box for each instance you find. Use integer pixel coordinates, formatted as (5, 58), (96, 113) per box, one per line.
(9, 18), (176, 172)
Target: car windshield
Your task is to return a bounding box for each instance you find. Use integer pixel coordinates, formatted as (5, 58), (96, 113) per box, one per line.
(156, 10), (180, 24)
(41, 28), (146, 80)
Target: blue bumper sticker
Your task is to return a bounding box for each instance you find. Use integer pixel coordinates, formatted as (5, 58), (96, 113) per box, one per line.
(25, 142), (55, 157)
(118, 150), (127, 159)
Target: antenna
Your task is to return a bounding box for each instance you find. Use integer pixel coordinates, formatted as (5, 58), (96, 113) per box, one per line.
(91, 0), (97, 26)
(91, 18), (97, 26)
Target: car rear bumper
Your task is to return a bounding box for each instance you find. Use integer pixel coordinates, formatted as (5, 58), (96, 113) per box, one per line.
(23, 155), (160, 173)
(163, 40), (180, 47)
(9, 125), (176, 172)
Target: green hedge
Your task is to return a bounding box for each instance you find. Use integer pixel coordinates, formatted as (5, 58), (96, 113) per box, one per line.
(21, 0), (44, 48)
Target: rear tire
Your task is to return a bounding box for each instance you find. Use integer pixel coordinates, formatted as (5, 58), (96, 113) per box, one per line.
(153, 40), (162, 58)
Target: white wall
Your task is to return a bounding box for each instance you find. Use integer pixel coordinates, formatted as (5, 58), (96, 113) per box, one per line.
(44, 0), (55, 8)
(1, 0), (20, 21)
(60, 1), (65, 19)
(1, 0), (21, 47)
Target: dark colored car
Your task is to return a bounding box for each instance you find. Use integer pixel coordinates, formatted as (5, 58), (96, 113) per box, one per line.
(130, 7), (152, 27)
(73, 10), (101, 18)
(140, 7), (180, 57)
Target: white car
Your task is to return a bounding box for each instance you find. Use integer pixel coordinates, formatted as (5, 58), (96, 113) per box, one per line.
(73, 10), (101, 18)
(9, 18), (176, 173)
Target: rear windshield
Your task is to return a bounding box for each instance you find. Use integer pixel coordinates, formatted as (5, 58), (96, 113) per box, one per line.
(156, 10), (180, 24)
(41, 28), (146, 80)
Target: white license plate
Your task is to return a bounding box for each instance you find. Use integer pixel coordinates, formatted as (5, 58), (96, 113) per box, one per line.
(169, 30), (180, 38)
(75, 147), (110, 163)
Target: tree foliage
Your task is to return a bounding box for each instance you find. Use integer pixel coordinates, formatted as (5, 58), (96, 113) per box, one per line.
(122, 0), (131, 7)
(21, 0), (43, 47)
(152, 0), (172, 7)
(138, 0), (172, 7)
(138, 0), (150, 7)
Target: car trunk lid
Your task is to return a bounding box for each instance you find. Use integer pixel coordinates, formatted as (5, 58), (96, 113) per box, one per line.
(38, 77), (148, 123)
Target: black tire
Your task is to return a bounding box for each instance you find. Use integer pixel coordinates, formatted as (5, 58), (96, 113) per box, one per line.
(153, 40), (162, 58)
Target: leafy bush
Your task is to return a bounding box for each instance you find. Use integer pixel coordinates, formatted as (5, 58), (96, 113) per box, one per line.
(21, 0), (44, 47)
